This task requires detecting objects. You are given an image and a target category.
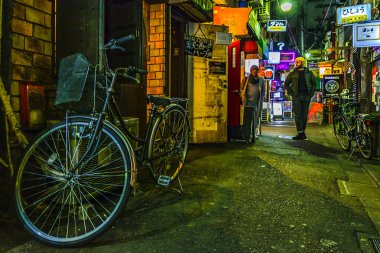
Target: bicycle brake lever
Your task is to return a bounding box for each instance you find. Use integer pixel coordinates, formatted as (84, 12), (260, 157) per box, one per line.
(123, 73), (140, 84)
(110, 45), (126, 52)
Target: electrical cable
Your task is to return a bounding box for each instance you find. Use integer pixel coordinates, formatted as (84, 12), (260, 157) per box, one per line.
(275, 0), (301, 54)
(306, 0), (334, 51)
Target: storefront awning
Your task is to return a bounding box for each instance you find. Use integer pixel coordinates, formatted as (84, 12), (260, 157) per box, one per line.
(247, 10), (260, 40)
(168, 0), (213, 22)
(258, 37), (269, 60)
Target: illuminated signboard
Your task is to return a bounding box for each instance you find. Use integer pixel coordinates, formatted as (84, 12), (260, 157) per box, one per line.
(337, 4), (371, 25)
(308, 62), (319, 69)
(353, 21), (380, 47)
(276, 62), (290, 71)
(268, 51), (281, 64)
(267, 20), (287, 32)
(280, 51), (296, 63)
(319, 66), (332, 77)
(264, 66), (275, 80)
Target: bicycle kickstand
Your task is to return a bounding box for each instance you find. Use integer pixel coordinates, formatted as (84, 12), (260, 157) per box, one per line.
(170, 176), (184, 194)
(348, 146), (356, 161)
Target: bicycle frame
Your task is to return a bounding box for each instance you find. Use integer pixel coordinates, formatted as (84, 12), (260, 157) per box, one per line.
(67, 42), (171, 172)
(334, 94), (358, 137)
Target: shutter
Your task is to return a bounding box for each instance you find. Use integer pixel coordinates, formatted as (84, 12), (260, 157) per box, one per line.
(105, 0), (146, 130)
(56, 0), (102, 65)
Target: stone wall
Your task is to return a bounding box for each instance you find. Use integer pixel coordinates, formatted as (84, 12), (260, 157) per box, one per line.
(147, 3), (166, 97)
(9, 0), (53, 122)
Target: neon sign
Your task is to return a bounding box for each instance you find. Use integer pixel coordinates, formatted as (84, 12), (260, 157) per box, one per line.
(280, 51), (296, 63)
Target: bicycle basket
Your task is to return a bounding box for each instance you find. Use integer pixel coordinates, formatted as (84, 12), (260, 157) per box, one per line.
(55, 53), (108, 114)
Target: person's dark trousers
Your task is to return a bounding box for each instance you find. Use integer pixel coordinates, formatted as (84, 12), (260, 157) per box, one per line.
(242, 101), (258, 143)
(292, 94), (311, 134)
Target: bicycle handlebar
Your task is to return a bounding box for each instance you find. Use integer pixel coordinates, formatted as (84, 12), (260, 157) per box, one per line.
(109, 45), (126, 52)
(104, 34), (135, 50)
(115, 66), (148, 84)
(115, 34), (135, 44)
(128, 66), (148, 75)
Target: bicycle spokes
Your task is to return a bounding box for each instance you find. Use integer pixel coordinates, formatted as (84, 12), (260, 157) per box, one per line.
(15, 119), (132, 246)
(149, 106), (189, 185)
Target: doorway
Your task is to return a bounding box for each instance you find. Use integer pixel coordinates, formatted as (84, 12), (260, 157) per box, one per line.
(170, 9), (187, 98)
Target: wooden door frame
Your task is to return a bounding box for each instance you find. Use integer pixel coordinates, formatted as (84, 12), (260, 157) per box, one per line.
(167, 5), (188, 98)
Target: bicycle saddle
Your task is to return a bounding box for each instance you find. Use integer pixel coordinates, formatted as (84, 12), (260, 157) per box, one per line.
(146, 95), (171, 107)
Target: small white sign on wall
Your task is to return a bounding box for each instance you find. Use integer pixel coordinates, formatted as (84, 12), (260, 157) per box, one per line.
(215, 32), (232, 45)
(353, 21), (380, 47)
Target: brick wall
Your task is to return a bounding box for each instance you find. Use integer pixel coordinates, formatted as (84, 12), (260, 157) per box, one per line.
(147, 3), (166, 97)
(9, 0), (53, 122)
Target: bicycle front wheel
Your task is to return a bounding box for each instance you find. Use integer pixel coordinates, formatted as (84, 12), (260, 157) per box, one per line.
(355, 118), (372, 159)
(333, 113), (351, 151)
(148, 104), (189, 186)
(14, 116), (134, 247)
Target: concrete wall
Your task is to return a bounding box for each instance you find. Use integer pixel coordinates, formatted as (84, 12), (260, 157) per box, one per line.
(188, 23), (229, 143)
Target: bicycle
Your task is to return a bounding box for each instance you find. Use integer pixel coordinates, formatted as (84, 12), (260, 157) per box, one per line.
(327, 91), (373, 159)
(14, 35), (190, 247)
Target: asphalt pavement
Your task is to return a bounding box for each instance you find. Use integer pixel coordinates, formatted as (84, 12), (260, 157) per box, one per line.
(1, 120), (380, 253)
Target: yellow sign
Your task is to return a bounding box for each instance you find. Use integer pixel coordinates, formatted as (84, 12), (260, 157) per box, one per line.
(267, 20), (287, 32)
(337, 4), (371, 25)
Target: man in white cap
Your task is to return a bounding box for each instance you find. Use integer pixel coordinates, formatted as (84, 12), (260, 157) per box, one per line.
(284, 56), (316, 140)
(240, 65), (265, 143)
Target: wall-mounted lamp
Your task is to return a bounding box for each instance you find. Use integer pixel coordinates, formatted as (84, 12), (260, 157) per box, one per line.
(280, 2), (292, 12)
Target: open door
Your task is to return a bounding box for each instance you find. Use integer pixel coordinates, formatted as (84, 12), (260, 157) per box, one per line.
(170, 15), (187, 98)
(227, 40), (242, 139)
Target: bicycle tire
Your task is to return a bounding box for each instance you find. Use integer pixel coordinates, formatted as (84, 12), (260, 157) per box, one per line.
(14, 116), (134, 247)
(355, 118), (372, 159)
(333, 113), (351, 151)
(148, 104), (189, 185)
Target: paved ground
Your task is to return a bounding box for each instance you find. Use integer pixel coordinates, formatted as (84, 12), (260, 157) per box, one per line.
(1, 121), (380, 252)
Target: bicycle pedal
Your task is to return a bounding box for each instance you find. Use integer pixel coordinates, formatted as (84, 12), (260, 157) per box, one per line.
(157, 175), (171, 187)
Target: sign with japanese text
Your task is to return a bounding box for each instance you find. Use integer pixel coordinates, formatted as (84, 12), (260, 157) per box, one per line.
(308, 62), (319, 69)
(184, 35), (213, 58)
(353, 21), (380, 47)
(215, 32), (232, 45)
(336, 4), (371, 25)
(267, 20), (287, 32)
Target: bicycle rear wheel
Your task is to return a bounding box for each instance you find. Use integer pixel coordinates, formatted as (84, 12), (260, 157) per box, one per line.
(14, 116), (134, 247)
(148, 104), (189, 186)
(333, 113), (351, 151)
(355, 118), (372, 159)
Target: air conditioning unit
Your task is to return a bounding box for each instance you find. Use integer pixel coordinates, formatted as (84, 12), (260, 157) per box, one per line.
(253, 1), (270, 23)
(247, 0), (264, 8)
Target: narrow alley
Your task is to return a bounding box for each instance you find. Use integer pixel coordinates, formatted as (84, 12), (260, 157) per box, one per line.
(1, 122), (380, 253)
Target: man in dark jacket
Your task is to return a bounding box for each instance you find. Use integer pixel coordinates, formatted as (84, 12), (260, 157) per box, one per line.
(284, 57), (316, 140)
(240, 65), (265, 143)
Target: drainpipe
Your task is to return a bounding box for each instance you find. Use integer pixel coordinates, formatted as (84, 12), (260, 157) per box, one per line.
(300, 3), (304, 56)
